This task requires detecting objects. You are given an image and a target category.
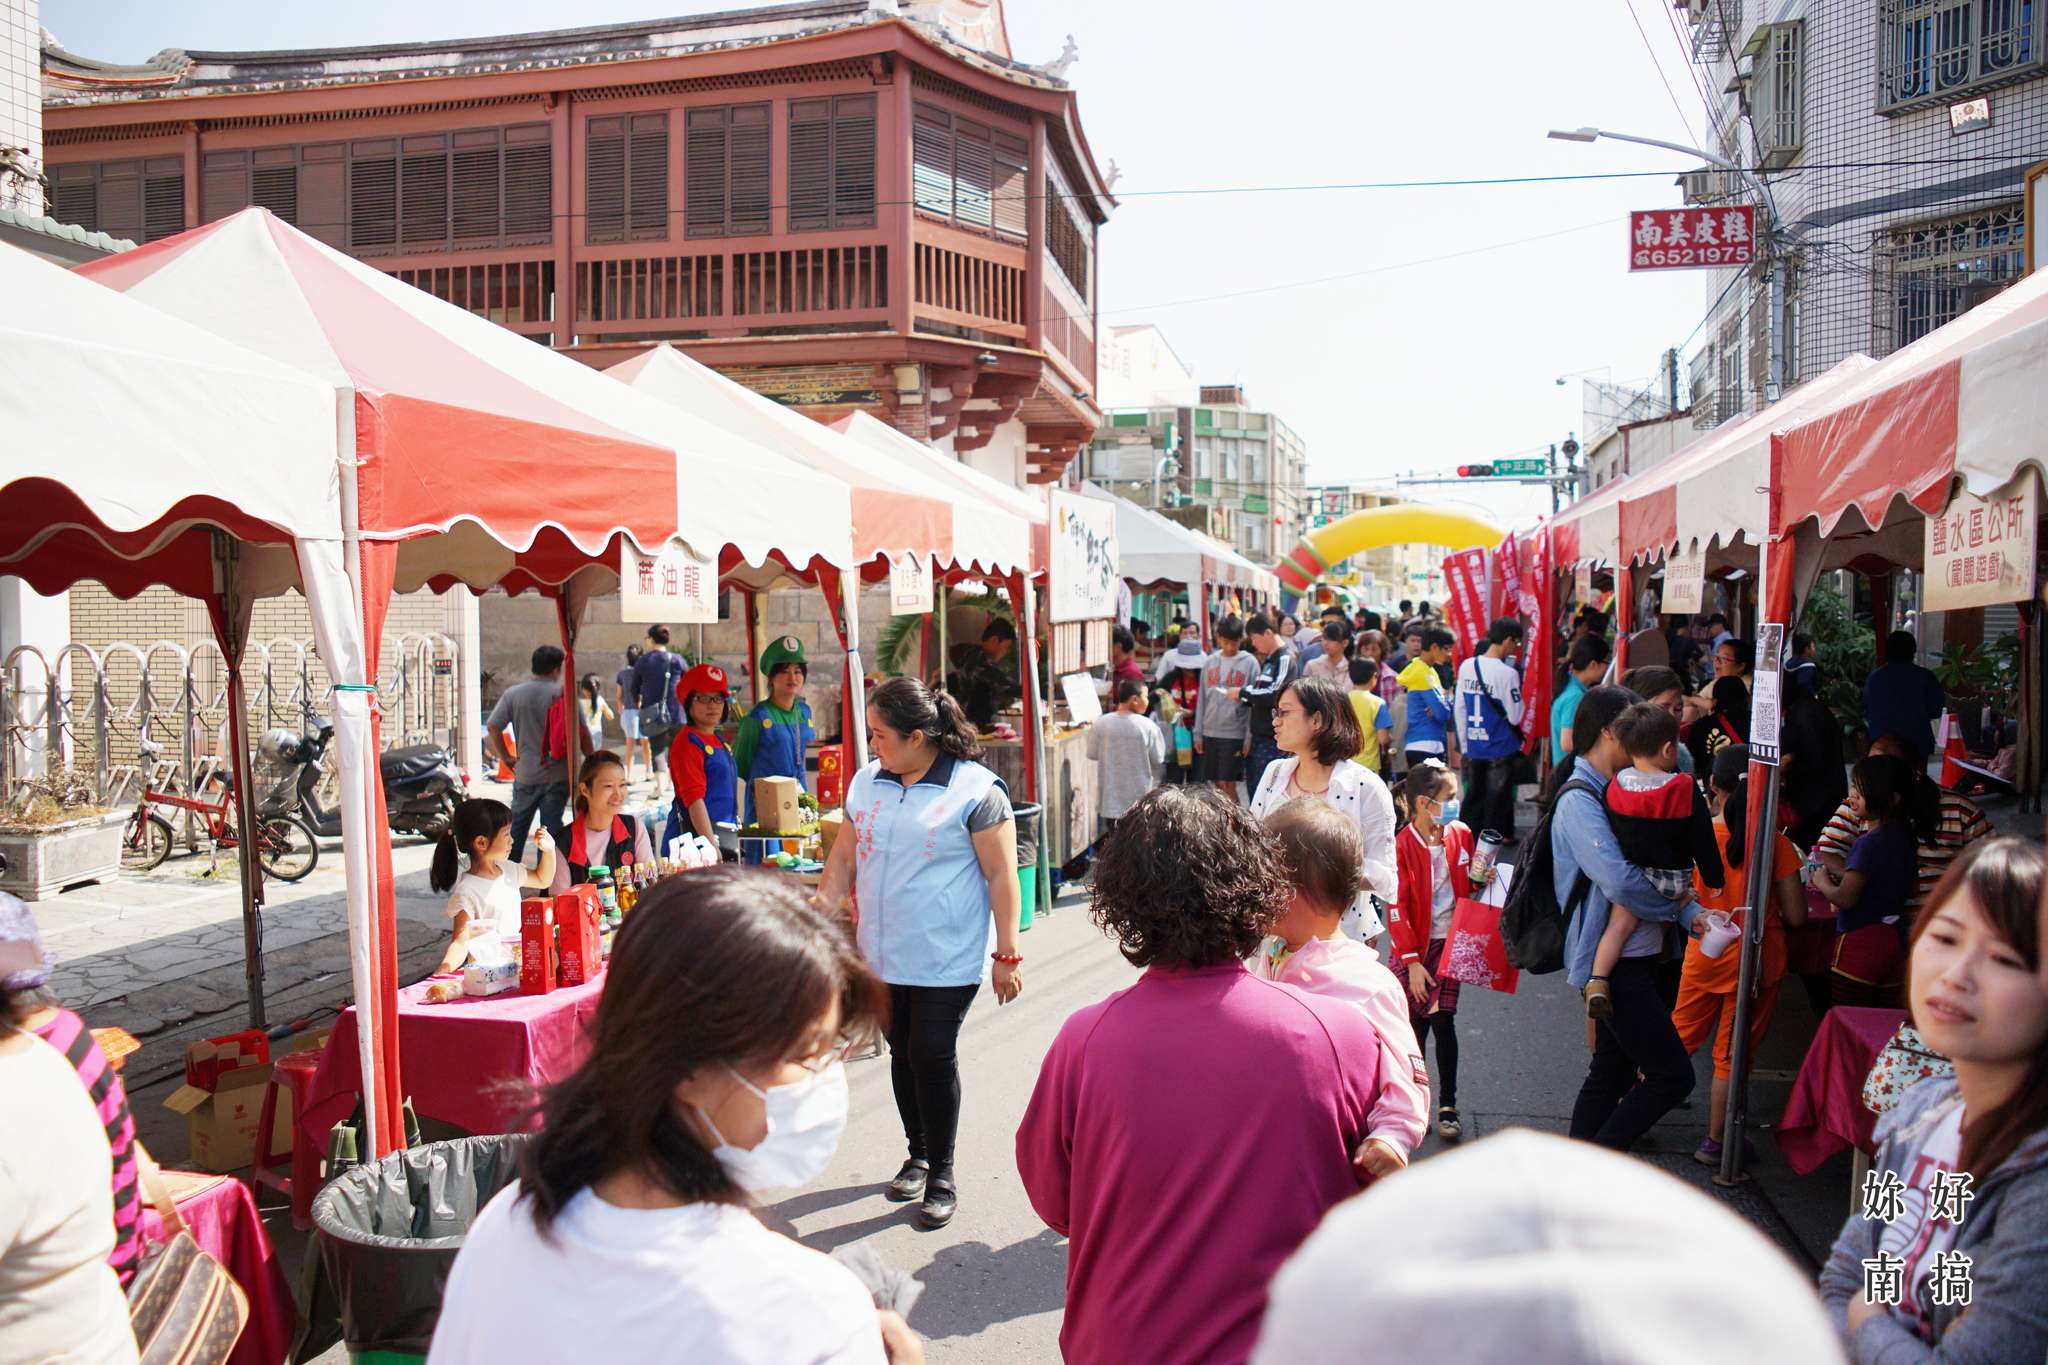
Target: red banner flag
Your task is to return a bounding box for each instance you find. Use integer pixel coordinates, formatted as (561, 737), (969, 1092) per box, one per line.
(1522, 524), (1555, 752)
(1441, 547), (1489, 661)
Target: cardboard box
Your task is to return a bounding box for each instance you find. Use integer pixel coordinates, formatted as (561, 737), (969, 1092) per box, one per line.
(521, 897), (557, 995)
(183, 1029), (269, 1091)
(163, 1062), (288, 1173)
(755, 776), (803, 832)
(817, 809), (845, 861)
(555, 888), (603, 987)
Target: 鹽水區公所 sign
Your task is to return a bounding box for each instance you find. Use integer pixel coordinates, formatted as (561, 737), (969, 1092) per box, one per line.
(1628, 206), (1756, 271)
(1924, 475), (2037, 612)
(1048, 491), (1119, 624)
(620, 539), (719, 623)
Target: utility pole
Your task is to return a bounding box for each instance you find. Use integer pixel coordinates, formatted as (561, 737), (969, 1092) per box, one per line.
(1549, 443), (1560, 516)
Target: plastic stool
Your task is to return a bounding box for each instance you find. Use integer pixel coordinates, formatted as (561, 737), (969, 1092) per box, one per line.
(252, 1051), (323, 1229)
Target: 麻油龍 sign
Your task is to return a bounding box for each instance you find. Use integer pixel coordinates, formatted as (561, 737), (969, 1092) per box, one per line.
(1049, 491), (1119, 624)
(889, 552), (934, 616)
(1924, 474), (2037, 612)
(1629, 206), (1756, 271)
(1662, 547), (1706, 616)
(620, 539), (719, 624)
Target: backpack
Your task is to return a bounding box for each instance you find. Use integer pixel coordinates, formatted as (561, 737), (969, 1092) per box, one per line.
(1497, 778), (1596, 974)
(544, 692), (570, 761)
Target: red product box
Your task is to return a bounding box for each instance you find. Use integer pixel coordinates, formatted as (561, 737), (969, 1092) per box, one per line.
(520, 897), (557, 996)
(815, 744), (846, 809)
(183, 1028), (270, 1091)
(555, 887), (603, 986)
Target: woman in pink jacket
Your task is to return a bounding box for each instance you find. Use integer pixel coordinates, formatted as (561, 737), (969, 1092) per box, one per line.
(1252, 797), (1429, 1180)
(1017, 787), (1381, 1365)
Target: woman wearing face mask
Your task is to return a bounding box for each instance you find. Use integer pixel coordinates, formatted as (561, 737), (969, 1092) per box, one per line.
(428, 870), (916, 1365)
(1819, 836), (2048, 1363)
(816, 676), (1021, 1231)
(547, 750), (653, 894)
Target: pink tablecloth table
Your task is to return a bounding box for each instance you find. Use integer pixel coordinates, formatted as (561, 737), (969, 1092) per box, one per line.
(139, 1172), (297, 1365)
(1776, 1005), (1910, 1175)
(300, 973), (606, 1150)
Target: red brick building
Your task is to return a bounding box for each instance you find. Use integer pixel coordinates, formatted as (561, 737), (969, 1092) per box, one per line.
(41, 0), (1110, 485)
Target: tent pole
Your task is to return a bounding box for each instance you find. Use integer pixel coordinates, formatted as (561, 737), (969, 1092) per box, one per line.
(212, 534), (267, 1030)
(840, 571), (870, 772)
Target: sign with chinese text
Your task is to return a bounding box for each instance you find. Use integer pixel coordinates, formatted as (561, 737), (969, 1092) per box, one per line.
(888, 552), (933, 616)
(1495, 458), (1548, 476)
(1441, 548), (1489, 659)
(1048, 491), (1120, 625)
(1629, 206), (1757, 271)
(620, 539), (719, 624)
(1662, 547), (1706, 616)
(1750, 623), (1784, 766)
(1924, 475), (2037, 612)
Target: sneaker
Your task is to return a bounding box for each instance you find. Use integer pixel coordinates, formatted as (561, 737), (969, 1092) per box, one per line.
(1436, 1107), (1463, 1141)
(1693, 1137), (1723, 1166)
(884, 1159), (928, 1203)
(1583, 977), (1613, 1021)
(916, 1172), (957, 1229)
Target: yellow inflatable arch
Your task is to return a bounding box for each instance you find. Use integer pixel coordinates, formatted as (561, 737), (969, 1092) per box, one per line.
(1274, 504), (1505, 594)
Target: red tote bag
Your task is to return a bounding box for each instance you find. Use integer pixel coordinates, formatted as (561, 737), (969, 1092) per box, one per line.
(1439, 895), (1520, 995)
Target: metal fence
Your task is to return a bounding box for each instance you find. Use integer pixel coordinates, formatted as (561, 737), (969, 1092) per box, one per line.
(1, 633), (462, 816)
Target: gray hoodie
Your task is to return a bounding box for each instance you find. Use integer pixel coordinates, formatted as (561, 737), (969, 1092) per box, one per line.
(1819, 1075), (2048, 1363)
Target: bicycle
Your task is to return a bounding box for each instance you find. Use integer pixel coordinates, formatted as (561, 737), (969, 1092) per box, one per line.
(121, 738), (319, 882)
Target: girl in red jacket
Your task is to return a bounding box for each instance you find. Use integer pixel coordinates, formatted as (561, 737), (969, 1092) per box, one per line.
(1392, 759), (1476, 1140)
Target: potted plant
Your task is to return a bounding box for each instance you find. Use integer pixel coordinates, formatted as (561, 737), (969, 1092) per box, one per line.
(1935, 633), (2021, 755)
(0, 768), (123, 901)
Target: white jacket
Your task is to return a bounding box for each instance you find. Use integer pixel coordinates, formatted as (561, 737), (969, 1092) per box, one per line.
(1249, 755), (1396, 941)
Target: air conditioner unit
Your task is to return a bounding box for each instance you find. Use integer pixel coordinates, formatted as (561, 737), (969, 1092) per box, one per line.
(1680, 170), (1720, 205)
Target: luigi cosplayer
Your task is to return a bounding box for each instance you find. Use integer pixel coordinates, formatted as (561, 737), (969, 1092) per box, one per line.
(735, 635), (816, 822)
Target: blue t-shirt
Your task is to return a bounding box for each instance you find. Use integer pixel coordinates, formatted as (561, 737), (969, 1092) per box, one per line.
(1843, 820), (1917, 935)
(1550, 676), (1588, 767)
(1862, 662), (1945, 758)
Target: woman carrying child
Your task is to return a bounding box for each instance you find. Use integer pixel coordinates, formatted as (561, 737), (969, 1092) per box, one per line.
(1255, 798), (1429, 1179)
(549, 749), (654, 894)
(1584, 701), (1724, 1019)
(432, 798), (555, 972)
(1676, 745), (1808, 1166)
(1811, 753), (1929, 1008)
(1388, 759), (1475, 1140)
(1820, 836), (2048, 1363)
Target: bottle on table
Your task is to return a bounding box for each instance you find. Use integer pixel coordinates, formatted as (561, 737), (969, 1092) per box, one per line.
(590, 865), (621, 929)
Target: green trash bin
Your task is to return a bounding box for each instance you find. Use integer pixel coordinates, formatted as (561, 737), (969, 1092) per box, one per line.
(1011, 801), (1042, 931)
(301, 1134), (527, 1364)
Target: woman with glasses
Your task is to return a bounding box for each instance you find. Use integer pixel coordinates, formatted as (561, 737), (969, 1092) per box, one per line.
(816, 676), (1022, 1231)
(1248, 676), (1397, 945)
(429, 870), (918, 1365)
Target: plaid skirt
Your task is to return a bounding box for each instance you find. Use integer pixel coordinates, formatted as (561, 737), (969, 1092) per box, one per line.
(1409, 936), (1462, 1025)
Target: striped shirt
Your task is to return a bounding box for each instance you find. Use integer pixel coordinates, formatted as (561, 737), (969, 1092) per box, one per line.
(1814, 791), (1992, 909)
(32, 1007), (145, 1285)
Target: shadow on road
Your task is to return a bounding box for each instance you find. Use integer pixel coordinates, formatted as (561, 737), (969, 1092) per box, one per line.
(905, 1229), (1068, 1342)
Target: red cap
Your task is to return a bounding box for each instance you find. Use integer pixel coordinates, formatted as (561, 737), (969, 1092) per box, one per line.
(676, 663), (730, 700)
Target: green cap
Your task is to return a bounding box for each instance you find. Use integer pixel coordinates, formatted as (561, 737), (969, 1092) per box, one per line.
(760, 634), (808, 675)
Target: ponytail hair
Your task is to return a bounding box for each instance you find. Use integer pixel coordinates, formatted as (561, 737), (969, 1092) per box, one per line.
(1397, 758), (1455, 829)
(432, 797), (512, 893)
(1711, 744), (1751, 869)
(1542, 684), (1640, 809)
(867, 675), (984, 762)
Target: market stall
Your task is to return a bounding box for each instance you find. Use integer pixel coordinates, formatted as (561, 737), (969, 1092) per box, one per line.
(69, 208), (859, 1156)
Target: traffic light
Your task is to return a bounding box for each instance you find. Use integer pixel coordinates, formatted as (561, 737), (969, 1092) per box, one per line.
(1457, 464), (1495, 477)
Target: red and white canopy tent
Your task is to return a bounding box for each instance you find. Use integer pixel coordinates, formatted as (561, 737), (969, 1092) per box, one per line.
(65, 208), (857, 1157)
(1, 239), (342, 1058)
(608, 343), (1033, 768)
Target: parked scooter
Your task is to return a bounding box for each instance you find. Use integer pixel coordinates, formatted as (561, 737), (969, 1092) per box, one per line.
(260, 719), (466, 842)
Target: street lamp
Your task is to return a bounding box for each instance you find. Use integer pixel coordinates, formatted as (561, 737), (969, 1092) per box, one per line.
(1547, 125), (1791, 400)
(1152, 453), (1180, 510)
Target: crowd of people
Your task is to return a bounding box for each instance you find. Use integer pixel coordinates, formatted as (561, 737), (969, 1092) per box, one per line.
(8, 595), (2045, 1365)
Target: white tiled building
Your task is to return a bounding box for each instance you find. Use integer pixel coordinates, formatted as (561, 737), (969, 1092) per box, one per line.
(1679, 0), (2048, 426)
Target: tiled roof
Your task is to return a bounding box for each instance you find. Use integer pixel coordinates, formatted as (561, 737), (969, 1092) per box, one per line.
(0, 205), (135, 255)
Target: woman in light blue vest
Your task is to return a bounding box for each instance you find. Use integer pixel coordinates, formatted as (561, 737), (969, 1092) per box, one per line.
(816, 676), (1022, 1231)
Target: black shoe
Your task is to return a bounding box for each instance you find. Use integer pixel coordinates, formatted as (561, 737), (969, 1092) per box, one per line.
(916, 1173), (957, 1229)
(885, 1159), (929, 1203)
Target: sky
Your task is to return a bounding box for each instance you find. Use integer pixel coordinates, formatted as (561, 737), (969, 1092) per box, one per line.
(44, 0), (1725, 526)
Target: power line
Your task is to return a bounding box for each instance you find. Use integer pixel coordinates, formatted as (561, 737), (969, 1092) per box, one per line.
(1623, 0), (1706, 148)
